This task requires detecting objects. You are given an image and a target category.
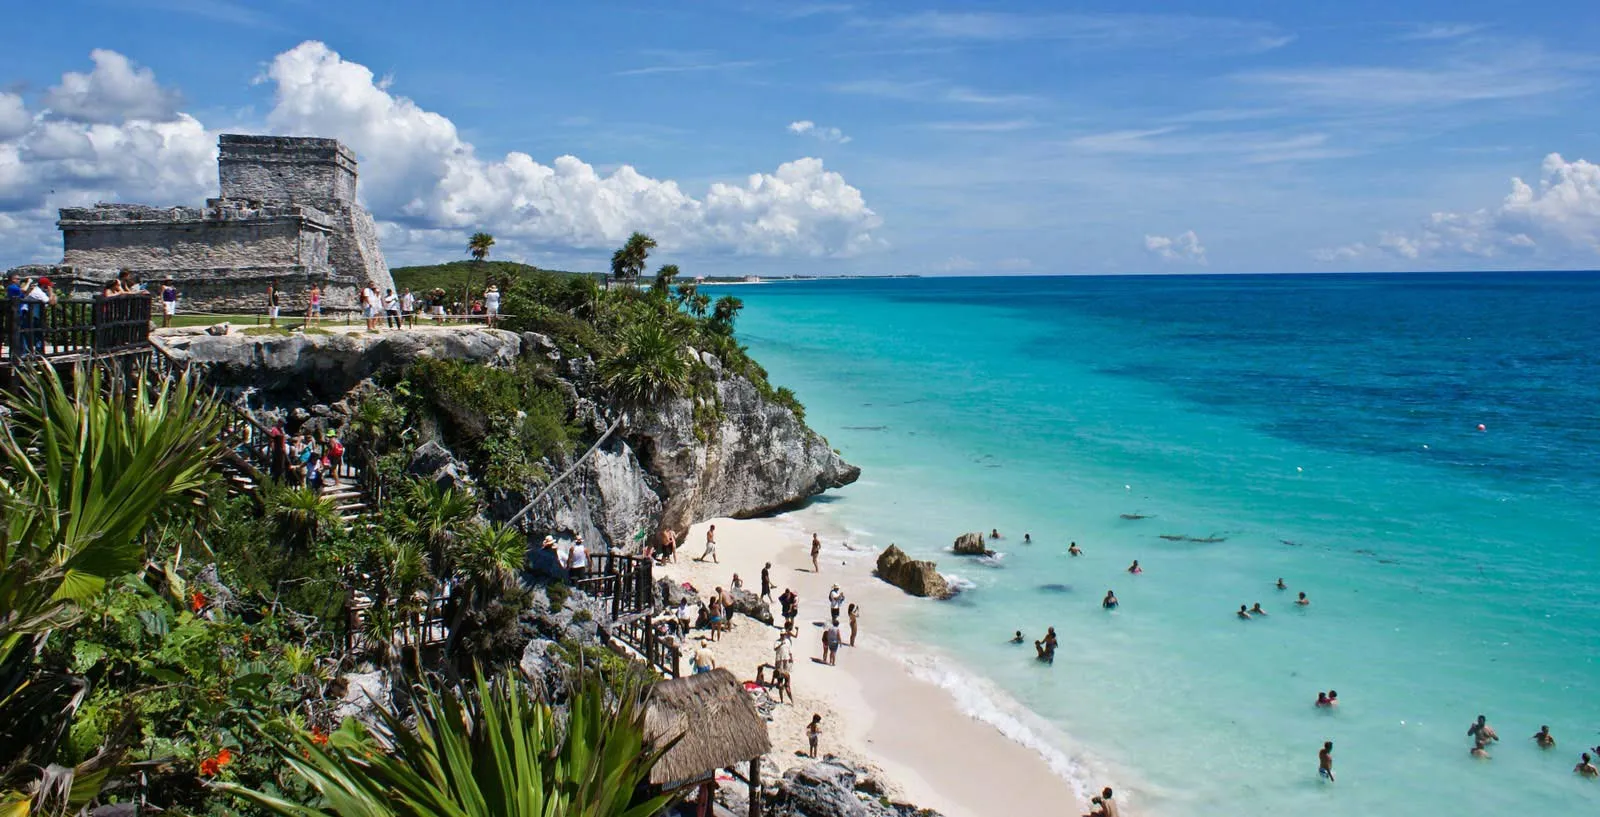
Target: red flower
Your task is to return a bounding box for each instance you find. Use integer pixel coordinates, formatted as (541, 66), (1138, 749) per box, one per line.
(190, 591), (207, 612)
(199, 748), (234, 777)
(217, 748), (234, 767)
(310, 727), (329, 747)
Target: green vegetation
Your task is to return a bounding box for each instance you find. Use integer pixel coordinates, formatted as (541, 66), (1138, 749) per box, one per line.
(221, 668), (671, 817)
(0, 364), (672, 816)
(390, 260), (592, 298)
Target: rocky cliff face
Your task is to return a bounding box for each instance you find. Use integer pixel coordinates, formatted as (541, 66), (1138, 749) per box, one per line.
(159, 326), (858, 550)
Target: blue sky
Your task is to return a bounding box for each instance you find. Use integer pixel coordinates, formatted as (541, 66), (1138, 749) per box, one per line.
(2, 0), (1598, 275)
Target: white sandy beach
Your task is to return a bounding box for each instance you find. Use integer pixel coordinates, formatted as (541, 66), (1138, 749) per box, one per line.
(656, 516), (1086, 817)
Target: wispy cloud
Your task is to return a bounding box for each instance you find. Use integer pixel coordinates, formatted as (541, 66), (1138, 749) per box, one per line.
(788, 120), (852, 144)
(1399, 23), (1487, 41)
(615, 59), (766, 77)
(1234, 47), (1591, 109)
(1070, 127), (1355, 164)
(1145, 230), (1207, 264)
(832, 78), (1036, 106)
(109, 0), (281, 29)
(925, 118), (1037, 133)
(853, 10), (1292, 53)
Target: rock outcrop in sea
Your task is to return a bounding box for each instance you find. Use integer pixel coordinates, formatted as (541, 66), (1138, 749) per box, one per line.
(155, 326), (859, 551)
(875, 545), (952, 599)
(951, 531), (992, 556)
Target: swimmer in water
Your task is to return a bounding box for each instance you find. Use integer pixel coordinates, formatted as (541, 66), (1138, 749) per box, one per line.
(1315, 692), (1331, 708)
(1471, 738), (1492, 759)
(1276, 578), (1287, 590)
(1318, 741), (1335, 782)
(1069, 542), (1083, 556)
(1127, 560), (1142, 574)
(1327, 690), (1338, 706)
(1533, 726), (1555, 749)
(1010, 630), (1025, 644)
(1250, 602), (1268, 616)
(1102, 590), (1119, 609)
(990, 528), (1001, 539)
(1467, 715), (1499, 744)
(1024, 533), (1031, 544)
(1296, 592), (1310, 606)
(1237, 605), (1252, 620)
(1577, 753), (1599, 778)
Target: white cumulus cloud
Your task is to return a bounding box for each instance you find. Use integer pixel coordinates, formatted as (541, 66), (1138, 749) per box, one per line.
(0, 43), (882, 265)
(1144, 230), (1207, 264)
(787, 119), (852, 144)
(262, 42), (878, 256)
(43, 49), (182, 124)
(1316, 153), (1600, 264)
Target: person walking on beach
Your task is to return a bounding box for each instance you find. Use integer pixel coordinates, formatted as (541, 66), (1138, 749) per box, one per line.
(1318, 741), (1335, 782)
(847, 603), (860, 647)
(707, 593), (725, 641)
(828, 585), (845, 625)
(810, 533), (822, 572)
(697, 524), (719, 563)
(806, 714), (822, 758)
(761, 562), (773, 601)
(779, 588), (798, 630)
(822, 622), (841, 665)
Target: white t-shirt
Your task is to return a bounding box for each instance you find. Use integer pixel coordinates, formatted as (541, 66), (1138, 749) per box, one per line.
(485, 290), (501, 310)
(25, 286), (50, 303)
(829, 589), (845, 610)
(569, 543), (589, 569)
(401, 292), (415, 312)
(361, 287), (378, 309)
(383, 292), (399, 311)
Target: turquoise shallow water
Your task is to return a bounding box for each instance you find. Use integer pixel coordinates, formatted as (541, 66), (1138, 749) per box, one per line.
(719, 274), (1600, 816)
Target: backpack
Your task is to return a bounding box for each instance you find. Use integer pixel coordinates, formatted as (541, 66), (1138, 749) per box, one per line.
(329, 440), (344, 457)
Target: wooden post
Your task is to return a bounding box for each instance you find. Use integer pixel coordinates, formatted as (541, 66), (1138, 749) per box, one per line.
(748, 757), (762, 817)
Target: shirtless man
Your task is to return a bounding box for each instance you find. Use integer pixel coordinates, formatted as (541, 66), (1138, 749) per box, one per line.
(1276, 577), (1287, 590)
(1467, 715), (1499, 744)
(1098, 787), (1120, 817)
(1068, 542), (1083, 556)
(1250, 602), (1268, 616)
(1533, 725), (1556, 749)
(1318, 741), (1335, 782)
(697, 524), (719, 563)
(1237, 605), (1252, 620)
(1296, 592), (1310, 606)
(1576, 753), (1599, 778)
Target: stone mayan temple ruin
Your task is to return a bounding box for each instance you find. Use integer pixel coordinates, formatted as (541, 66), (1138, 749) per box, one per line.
(17, 134), (395, 311)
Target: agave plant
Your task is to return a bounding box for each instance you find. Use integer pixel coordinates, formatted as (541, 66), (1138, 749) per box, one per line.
(220, 668), (675, 817)
(0, 365), (228, 804)
(267, 485), (341, 551)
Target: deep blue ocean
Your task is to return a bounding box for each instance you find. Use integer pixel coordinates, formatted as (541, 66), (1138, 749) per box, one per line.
(720, 273), (1600, 816)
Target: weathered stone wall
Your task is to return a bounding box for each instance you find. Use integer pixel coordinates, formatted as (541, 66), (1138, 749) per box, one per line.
(62, 216), (311, 271)
(218, 134), (357, 208)
(334, 206), (395, 295)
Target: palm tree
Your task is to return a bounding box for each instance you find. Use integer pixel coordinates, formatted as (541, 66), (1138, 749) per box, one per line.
(652, 264), (680, 297)
(688, 292), (710, 318)
(221, 668), (673, 817)
(468, 232), (496, 263)
(673, 282), (696, 306)
(708, 295), (744, 335)
(267, 485), (340, 551)
(441, 522), (524, 661)
(609, 233), (657, 288)
(597, 321), (692, 408)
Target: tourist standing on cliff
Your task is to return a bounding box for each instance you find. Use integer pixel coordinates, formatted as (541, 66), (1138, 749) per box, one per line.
(160, 280), (178, 328)
(383, 288), (402, 330)
(697, 524), (719, 563)
(484, 284), (501, 327)
(267, 280), (281, 328)
(400, 288), (415, 328)
(568, 535), (589, 584)
(361, 284), (380, 332)
(306, 284), (322, 325)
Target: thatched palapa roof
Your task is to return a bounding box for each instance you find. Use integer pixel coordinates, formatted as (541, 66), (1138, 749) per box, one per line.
(644, 668), (772, 787)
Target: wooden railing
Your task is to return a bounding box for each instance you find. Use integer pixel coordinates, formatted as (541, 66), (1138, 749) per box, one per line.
(574, 553), (681, 677)
(1, 295), (153, 362)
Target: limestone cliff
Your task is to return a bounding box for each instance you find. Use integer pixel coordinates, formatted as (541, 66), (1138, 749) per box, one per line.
(157, 326), (859, 550)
